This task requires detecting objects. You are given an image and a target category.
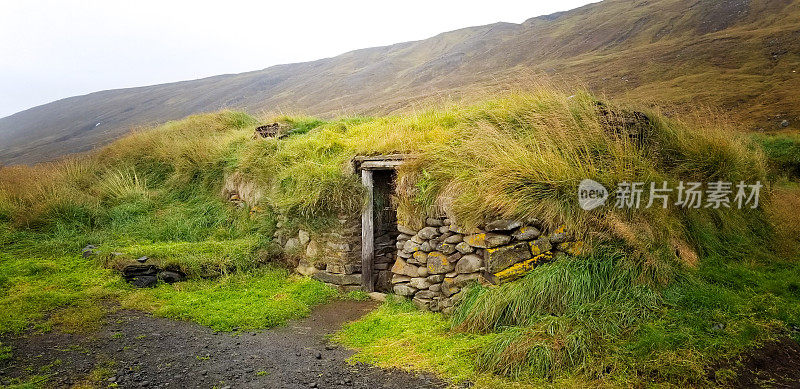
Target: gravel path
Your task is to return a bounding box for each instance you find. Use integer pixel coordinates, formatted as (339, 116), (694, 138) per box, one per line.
(1, 300), (447, 388)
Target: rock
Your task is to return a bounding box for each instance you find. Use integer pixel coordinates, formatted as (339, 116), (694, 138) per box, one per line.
(454, 273), (481, 286)
(427, 274), (445, 283)
(410, 251), (428, 265)
(298, 230), (310, 246)
(409, 277), (432, 290)
(447, 252), (463, 263)
(412, 298), (432, 310)
(486, 242), (532, 273)
(485, 219), (522, 232)
(781, 119), (790, 128)
(429, 284), (442, 292)
(426, 218), (445, 227)
(393, 284), (418, 296)
(81, 245), (97, 258)
(512, 226), (541, 241)
(455, 242), (474, 254)
(392, 274), (412, 284)
(368, 292), (387, 302)
(411, 235), (424, 244)
(419, 241), (433, 252)
(398, 250), (412, 259)
(312, 272), (361, 285)
(416, 290), (437, 299)
(455, 254), (482, 274)
(438, 226), (450, 234)
(444, 234), (463, 244)
(417, 227), (440, 240)
(530, 237), (553, 256)
(398, 225), (417, 236)
(391, 258), (420, 277)
(464, 233), (511, 248)
(549, 232), (569, 244)
(135, 256), (149, 264)
(397, 233), (412, 241)
(426, 252), (455, 274)
(285, 238), (301, 252)
(157, 270), (185, 284)
(305, 240), (322, 258)
(296, 261), (319, 276)
(416, 266), (429, 277)
(441, 279), (460, 297)
(402, 240), (420, 254)
(436, 242), (457, 255)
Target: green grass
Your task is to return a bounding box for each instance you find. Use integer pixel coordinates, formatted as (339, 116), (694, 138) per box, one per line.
(121, 267), (337, 331)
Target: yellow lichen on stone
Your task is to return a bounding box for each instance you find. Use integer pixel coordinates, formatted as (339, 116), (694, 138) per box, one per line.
(554, 224), (566, 234)
(529, 241), (543, 256)
(560, 241), (585, 255)
(464, 233), (486, 247)
(494, 252), (553, 282)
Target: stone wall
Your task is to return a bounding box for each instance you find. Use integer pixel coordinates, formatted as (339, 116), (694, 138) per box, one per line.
(275, 214), (364, 292)
(391, 217), (583, 313)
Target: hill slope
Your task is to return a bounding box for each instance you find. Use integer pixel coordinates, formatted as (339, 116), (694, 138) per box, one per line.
(2, 0), (799, 165)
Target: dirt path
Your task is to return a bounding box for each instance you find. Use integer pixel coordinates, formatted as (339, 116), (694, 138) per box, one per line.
(1, 300), (447, 388)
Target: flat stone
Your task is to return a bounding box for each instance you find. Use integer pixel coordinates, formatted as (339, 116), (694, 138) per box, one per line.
(444, 234), (464, 244)
(391, 258), (420, 277)
(464, 233), (511, 248)
(391, 274), (412, 284)
(409, 277), (432, 290)
(438, 226), (450, 234)
(415, 290), (437, 299)
(486, 242), (532, 273)
(530, 238), (553, 256)
(512, 226), (541, 241)
(454, 273), (481, 286)
(485, 219), (522, 232)
(397, 233), (412, 241)
(368, 292), (387, 302)
(549, 232), (569, 244)
(429, 284), (442, 292)
(411, 235), (424, 244)
(394, 284), (418, 297)
(455, 254), (482, 274)
(312, 272), (361, 286)
(426, 252), (455, 274)
(398, 250), (412, 259)
(447, 252), (463, 263)
(416, 266), (429, 277)
(418, 227), (440, 240)
(427, 274), (445, 284)
(412, 298), (431, 310)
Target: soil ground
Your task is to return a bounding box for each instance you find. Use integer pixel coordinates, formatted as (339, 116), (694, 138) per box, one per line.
(0, 300), (447, 388)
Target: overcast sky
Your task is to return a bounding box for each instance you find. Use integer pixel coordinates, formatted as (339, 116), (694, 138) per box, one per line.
(0, 0), (596, 118)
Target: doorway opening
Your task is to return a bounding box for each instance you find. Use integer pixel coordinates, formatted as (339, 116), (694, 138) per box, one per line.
(354, 155), (408, 292)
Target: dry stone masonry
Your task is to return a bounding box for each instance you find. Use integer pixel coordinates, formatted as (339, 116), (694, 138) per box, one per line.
(275, 214), (367, 293)
(391, 217), (583, 313)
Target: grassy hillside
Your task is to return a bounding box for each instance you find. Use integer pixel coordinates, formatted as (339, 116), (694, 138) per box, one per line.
(2, 0), (799, 165)
(1, 90), (800, 387)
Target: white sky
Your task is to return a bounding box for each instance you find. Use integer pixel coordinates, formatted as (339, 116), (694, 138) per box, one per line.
(0, 0), (596, 118)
